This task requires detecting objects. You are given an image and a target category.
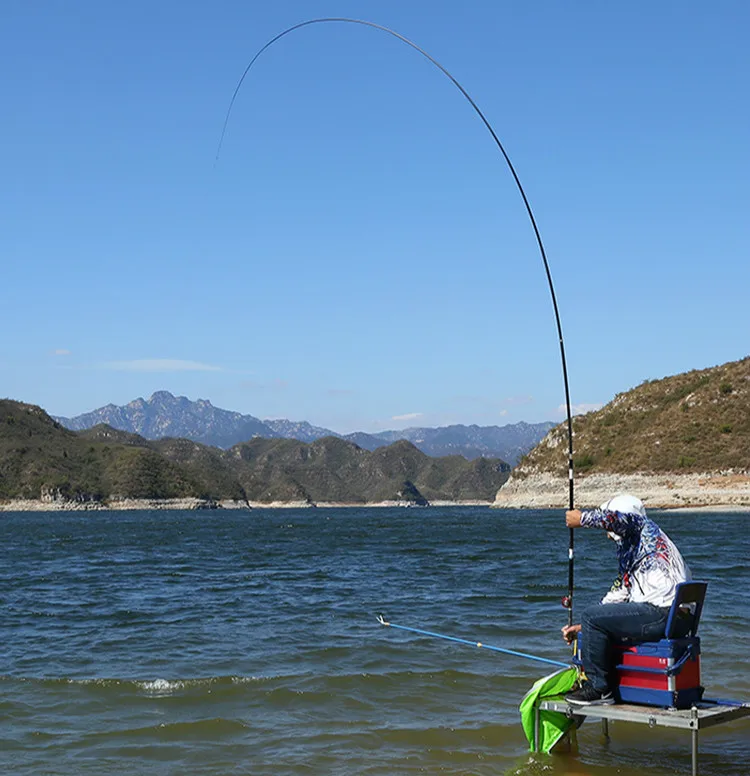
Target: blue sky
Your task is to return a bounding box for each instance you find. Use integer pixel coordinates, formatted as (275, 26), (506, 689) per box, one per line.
(2, 1), (748, 433)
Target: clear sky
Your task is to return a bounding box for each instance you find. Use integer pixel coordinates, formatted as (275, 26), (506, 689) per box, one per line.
(2, 1), (748, 433)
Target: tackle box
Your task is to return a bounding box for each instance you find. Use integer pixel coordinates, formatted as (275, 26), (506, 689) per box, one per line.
(613, 636), (703, 708)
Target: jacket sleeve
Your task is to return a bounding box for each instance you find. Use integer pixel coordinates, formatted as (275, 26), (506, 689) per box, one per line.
(580, 507), (635, 538)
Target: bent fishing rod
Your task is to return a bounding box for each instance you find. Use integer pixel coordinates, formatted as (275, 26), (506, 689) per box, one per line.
(216, 18), (577, 623)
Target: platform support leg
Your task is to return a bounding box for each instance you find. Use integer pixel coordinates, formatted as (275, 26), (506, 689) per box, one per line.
(691, 727), (698, 776)
(601, 718), (609, 738)
(534, 704), (540, 752)
(691, 705), (699, 776)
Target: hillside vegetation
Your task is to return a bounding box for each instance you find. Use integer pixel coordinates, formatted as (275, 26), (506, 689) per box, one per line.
(515, 356), (750, 478)
(0, 401), (510, 505)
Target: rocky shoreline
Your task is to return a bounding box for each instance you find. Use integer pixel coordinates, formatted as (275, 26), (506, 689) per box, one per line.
(5, 474), (749, 511)
(492, 471), (750, 509)
(0, 498), (493, 512)
(0, 498), (248, 512)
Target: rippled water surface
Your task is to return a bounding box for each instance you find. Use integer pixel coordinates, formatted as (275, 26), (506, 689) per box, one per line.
(1, 507), (748, 775)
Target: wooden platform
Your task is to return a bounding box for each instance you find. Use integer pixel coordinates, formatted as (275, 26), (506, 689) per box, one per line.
(534, 697), (750, 775)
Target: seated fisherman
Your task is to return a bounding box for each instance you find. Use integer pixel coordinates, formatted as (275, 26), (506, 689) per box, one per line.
(561, 493), (692, 706)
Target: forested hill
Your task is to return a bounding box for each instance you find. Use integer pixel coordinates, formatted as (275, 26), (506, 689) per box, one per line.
(0, 401), (511, 505)
(515, 356), (750, 478)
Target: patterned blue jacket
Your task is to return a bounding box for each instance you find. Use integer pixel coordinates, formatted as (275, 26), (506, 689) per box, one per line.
(581, 508), (691, 607)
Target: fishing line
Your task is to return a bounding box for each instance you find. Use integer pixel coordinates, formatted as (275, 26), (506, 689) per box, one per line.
(216, 17), (576, 623)
(377, 615), (570, 668)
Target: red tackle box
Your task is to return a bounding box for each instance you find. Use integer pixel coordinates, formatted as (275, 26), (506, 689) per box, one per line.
(613, 636), (703, 708)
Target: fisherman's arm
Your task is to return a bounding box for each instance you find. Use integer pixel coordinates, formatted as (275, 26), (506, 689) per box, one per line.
(565, 510), (633, 602)
(567, 507), (633, 536)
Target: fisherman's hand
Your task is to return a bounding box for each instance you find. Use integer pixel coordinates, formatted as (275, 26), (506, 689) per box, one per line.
(561, 624), (582, 643)
(565, 509), (582, 528)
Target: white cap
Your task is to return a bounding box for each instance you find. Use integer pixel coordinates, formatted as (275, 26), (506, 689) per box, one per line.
(600, 493), (646, 518)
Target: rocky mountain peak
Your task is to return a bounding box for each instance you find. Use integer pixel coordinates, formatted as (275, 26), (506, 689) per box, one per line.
(55, 393), (554, 463)
(149, 390), (180, 405)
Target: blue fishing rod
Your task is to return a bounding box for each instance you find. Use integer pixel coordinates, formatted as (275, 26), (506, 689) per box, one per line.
(217, 18), (577, 624)
(377, 615), (570, 669)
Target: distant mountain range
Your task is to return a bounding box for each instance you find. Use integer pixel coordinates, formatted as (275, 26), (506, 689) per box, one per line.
(0, 400), (511, 506)
(55, 391), (554, 466)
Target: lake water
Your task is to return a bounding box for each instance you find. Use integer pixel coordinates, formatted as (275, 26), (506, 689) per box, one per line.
(1, 507), (748, 775)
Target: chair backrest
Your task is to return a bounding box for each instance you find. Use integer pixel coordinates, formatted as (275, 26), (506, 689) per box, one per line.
(664, 581), (708, 639)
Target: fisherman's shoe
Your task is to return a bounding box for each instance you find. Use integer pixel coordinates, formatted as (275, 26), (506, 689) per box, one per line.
(565, 682), (615, 706)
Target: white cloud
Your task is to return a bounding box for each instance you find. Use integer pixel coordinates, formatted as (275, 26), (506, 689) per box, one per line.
(103, 359), (222, 373)
(498, 409), (508, 417)
(557, 402), (604, 416)
(391, 412), (423, 422)
(53, 349), (71, 356)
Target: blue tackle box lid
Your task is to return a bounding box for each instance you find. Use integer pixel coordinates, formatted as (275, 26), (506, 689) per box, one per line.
(615, 637), (701, 659)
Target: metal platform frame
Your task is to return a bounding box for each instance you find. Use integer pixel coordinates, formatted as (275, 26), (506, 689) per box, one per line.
(535, 698), (750, 776)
